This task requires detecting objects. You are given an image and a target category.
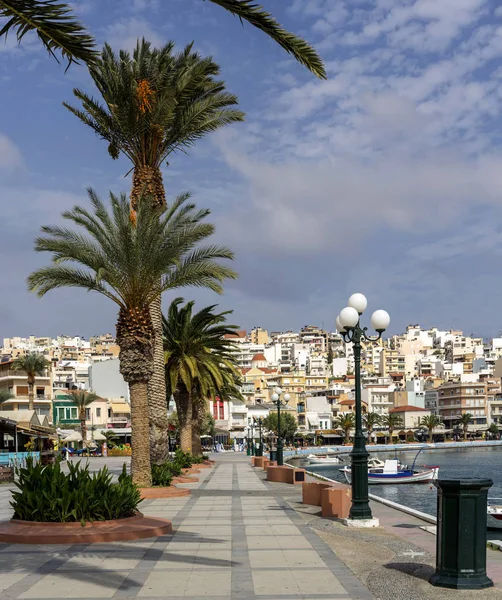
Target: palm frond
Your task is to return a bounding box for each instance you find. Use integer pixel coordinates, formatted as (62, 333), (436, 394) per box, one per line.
(206, 0), (326, 79)
(0, 0), (97, 68)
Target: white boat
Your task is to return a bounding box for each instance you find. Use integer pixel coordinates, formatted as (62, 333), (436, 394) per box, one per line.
(487, 505), (502, 526)
(307, 453), (342, 465)
(340, 459), (439, 485)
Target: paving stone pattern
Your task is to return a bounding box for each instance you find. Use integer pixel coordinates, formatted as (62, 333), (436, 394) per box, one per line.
(0, 454), (372, 599)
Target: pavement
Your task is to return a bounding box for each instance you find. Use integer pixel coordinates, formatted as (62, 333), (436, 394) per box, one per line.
(0, 453), (501, 599)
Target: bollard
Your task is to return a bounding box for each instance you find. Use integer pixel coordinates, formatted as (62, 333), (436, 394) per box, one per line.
(430, 478), (493, 590)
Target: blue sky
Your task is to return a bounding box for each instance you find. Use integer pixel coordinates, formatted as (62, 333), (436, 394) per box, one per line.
(1, 0), (502, 339)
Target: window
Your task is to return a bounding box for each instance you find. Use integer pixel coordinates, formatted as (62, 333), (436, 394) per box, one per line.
(85, 408), (91, 420)
(58, 407), (65, 421)
(96, 408), (101, 418)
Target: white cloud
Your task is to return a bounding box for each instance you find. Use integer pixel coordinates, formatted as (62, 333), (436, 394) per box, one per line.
(103, 17), (163, 52)
(0, 134), (22, 170)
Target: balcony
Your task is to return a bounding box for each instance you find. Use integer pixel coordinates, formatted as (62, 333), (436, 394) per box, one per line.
(0, 370), (50, 379)
(110, 415), (129, 423)
(231, 405), (247, 414)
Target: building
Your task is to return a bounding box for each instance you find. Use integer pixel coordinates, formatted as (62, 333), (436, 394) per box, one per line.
(437, 382), (488, 430)
(388, 405), (430, 430)
(250, 328), (269, 345)
(0, 359), (52, 420)
(89, 358), (129, 402)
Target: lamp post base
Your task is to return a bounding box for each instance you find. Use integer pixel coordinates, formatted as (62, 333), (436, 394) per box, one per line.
(341, 517), (380, 528)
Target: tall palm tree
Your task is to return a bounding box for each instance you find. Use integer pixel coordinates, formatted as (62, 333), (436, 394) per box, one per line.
(419, 414), (443, 443)
(67, 390), (98, 449)
(163, 298), (240, 452)
(381, 413), (403, 444)
(64, 40), (244, 464)
(458, 413), (473, 442)
(335, 413), (355, 445)
(12, 352), (50, 411)
(27, 190), (236, 486)
(0, 390), (14, 404)
(0, 0), (96, 67)
(363, 412), (381, 444)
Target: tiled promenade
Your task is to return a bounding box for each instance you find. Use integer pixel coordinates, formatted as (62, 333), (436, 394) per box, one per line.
(0, 454), (371, 600)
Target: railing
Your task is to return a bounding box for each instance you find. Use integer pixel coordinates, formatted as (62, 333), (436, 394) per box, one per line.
(0, 370), (50, 378)
(0, 451), (40, 467)
(110, 416), (129, 423)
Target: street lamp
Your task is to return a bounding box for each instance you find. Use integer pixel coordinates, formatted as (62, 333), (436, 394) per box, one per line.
(337, 293), (390, 523)
(246, 424), (251, 456)
(254, 417), (263, 457)
(250, 420), (255, 456)
(271, 387), (291, 466)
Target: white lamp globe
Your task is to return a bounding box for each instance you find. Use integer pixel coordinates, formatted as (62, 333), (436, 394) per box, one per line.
(275, 386), (282, 395)
(348, 293), (367, 315)
(271, 393), (279, 402)
(335, 316), (347, 334)
(339, 306), (359, 329)
(283, 393), (291, 403)
(371, 309), (390, 332)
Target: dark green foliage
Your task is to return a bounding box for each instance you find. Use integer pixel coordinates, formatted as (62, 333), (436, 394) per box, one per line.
(10, 459), (141, 522)
(0, 0), (97, 68)
(262, 412), (298, 442)
(151, 463), (174, 487)
(174, 449), (193, 468)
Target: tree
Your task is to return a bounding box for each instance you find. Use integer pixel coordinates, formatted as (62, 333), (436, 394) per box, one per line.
(458, 413), (473, 442)
(489, 422), (499, 439)
(64, 41), (244, 464)
(0, 0), (96, 67)
(12, 352), (50, 411)
(100, 430), (119, 449)
(200, 411), (216, 437)
(327, 346), (334, 371)
(381, 413), (404, 444)
(67, 390), (98, 449)
(363, 412), (381, 443)
(419, 414), (443, 443)
(163, 298), (240, 453)
(335, 413), (355, 445)
(27, 190), (235, 486)
(0, 390), (14, 404)
(262, 411), (297, 443)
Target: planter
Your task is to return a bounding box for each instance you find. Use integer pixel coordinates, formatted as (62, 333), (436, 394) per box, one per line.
(140, 487), (190, 499)
(172, 476), (199, 484)
(0, 512), (172, 544)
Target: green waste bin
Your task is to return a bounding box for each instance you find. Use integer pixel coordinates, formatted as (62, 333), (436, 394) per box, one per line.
(430, 478), (493, 590)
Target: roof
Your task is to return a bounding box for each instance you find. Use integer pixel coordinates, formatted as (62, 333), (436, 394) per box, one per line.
(251, 353), (267, 362)
(339, 399), (368, 406)
(389, 405), (428, 413)
(223, 330), (246, 339)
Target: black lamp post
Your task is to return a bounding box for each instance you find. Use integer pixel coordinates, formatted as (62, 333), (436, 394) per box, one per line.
(337, 293), (390, 522)
(246, 425), (251, 456)
(254, 417), (263, 456)
(271, 387), (291, 466)
(250, 420), (255, 456)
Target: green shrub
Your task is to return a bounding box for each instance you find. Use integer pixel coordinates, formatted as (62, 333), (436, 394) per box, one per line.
(174, 449), (193, 468)
(11, 459), (141, 523)
(191, 454), (204, 464)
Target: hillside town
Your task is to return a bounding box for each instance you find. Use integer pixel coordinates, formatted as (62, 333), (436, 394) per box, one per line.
(1, 324), (502, 449)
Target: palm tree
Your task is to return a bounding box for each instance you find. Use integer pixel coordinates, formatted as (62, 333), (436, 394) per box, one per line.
(64, 40), (244, 464)
(335, 413), (355, 445)
(100, 429), (119, 449)
(27, 190), (236, 486)
(381, 413), (403, 444)
(163, 298), (240, 452)
(12, 352), (50, 411)
(0, 390), (14, 404)
(0, 0), (96, 67)
(458, 413), (473, 442)
(419, 414), (443, 443)
(363, 412), (381, 444)
(67, 390), (98, 449)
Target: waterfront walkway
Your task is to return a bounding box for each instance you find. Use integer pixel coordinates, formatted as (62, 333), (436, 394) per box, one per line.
(1, 454), (502, 599)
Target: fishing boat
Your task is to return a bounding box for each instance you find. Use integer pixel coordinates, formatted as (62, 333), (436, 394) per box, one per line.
(487, 503), (502, 527)
(308, 453), (343, 465)
(339, 458), (439, 485)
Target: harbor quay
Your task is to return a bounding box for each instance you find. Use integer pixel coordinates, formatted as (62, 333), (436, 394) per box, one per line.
(0, 453), (502, 599)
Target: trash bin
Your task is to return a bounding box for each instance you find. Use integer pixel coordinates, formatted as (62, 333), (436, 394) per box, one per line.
(430, 478), (493, 590)
(269, 449), (277, 462)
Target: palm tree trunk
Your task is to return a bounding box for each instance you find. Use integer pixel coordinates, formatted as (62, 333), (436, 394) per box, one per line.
(463, 427), (467, 442)
(129, 380), (152, 487)
(429, 427), (433, 442)
(28, 378), (34, 412)
(388, 428), (393, 444)
(175, 387), (192, 453)
(147, 295), (170, 465)
(191, 398), (202, 457)
(80, 408), (87, 450)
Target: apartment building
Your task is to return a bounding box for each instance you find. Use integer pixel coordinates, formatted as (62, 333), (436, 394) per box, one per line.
(437, 382), (488, 430)
(362, 382), (396, 416)
(0, 359), (52, 419)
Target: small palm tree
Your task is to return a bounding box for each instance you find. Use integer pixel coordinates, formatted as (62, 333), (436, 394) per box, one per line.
(381, 413), (404, 444)
(100, 430), (119, 449)
(67, 390), (98, 449)
(363, 412), (381, 444)
(458, 413), (473, 442)
(0, 0), (96, 67)
(163, 298), (240, 453)
(27, 190), (235, 486)
(335, 413), (355, 445)
(0, 390), (14, 404)
(12, 352), (50, 411)
(419, 414), (443, 443)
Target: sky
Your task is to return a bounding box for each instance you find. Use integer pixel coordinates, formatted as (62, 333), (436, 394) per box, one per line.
(1, 0), (502, 339)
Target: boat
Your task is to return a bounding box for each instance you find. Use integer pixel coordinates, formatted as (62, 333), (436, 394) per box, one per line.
(487, 504), (502, 527)
(339, 459), (439, 485)
(308, 453), (343, 465)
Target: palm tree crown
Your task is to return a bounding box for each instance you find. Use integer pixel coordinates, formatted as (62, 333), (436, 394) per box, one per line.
(67, 390), (99, 448)
(0, 390), (14, 404)
(335, 413), (355, 444)
(64, 40), (245, 210)
(0, 0), (96, 67)
(12, 352), (50, 411)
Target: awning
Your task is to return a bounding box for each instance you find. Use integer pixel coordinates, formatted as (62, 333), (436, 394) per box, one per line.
(308, 417), (320, 427)
(110, 403), (130, 414)
(63, 431), (106, 442)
